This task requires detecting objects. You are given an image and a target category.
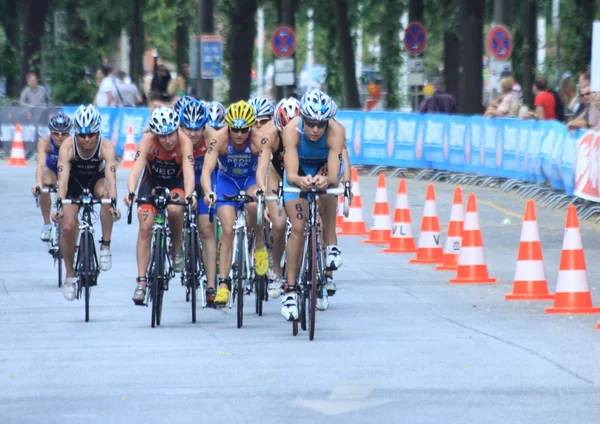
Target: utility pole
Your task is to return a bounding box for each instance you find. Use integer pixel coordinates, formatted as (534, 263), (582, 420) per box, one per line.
(195, 0), (214, 101)
(276, 0), (297, 99)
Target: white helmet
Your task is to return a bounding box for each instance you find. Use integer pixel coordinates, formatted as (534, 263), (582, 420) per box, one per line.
(300, 89), (334, 121)
(330, 99), (338, 118)
(149, 106), (180, 135)
(248, 97), (274, 118)
(73, 104), (101, 135)
(274, 97), (300, 132)
(206, 101), (226, 129)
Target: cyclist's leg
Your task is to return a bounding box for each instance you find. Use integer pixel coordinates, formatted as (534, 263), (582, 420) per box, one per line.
(60, 203), (79, 300)
(132, 179), (155, 304)
(246, 176), (268, 276)
(266, 167), (286, 297)
(167, 188), (185, 272)
(92, 174), (114, 271)
(40, 167), (57, 226)
(198, 201), (217, 300)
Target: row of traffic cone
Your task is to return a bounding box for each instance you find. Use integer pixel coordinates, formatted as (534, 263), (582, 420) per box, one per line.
(3, 123), (137, 168)
(340, 167), (600, 318)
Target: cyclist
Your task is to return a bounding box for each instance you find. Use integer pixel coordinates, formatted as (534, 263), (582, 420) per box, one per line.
(173, 95), (193, 116)
(280, 89), (345, 320)
(33, 112), (72, 241)
(53, 105), (120, 301)
(179, 99), (219, 304)
(201, 100), (274, 307)
(124, 106), (197, 305)
(205, 101), (227, 129)
(248, 97), (274, 130)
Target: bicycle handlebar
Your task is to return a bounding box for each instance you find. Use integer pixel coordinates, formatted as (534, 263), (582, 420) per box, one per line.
(207, 191), (256, 223)
(276, 182), (350, 217)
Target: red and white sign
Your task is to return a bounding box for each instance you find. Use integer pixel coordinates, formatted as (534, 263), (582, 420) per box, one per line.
(486, 25), (513, 61)
(575, 130), (600, 201)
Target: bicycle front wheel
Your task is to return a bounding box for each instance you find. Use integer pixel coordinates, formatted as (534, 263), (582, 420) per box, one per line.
(236, 231), (244, 329)
(151, 229), (166, 328)
(56, 223), (63, 288)
(189, 228), (199, 323)
(81, 230), (91, 323)
(309, 229), (317, 341)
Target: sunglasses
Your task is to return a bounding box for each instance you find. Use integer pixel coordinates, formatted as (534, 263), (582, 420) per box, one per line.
(52, 131), (69, 137)
(256, 117), (271, 124)
(78, 132), (98, 140)
(231, 127), (250, 134)
(304, 119), (328, 129)
(582, 92), (592, 97)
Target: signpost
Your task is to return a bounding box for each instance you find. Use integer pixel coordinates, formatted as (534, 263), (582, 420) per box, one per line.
(200, 34), (223, 79)
(272, 26), (296, 90)
(403, 22), (427, 56)
(486, 25), (513, 101)
(404, 22), (427, 111)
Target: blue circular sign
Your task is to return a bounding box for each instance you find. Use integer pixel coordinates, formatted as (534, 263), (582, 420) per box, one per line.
(404, 22), (427, 56)
(271, 26), (296, 58)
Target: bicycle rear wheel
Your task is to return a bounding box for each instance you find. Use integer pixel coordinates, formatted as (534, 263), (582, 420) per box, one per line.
(255, 276), (265, 316)
(309, 229), (317, 341)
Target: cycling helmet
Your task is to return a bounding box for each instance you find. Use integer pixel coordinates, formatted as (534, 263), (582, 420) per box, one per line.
(149, 106), (180, 135)
(206, 101), (226, 129)
(73, 104), (101, 135)
(299, 89), (334, 121)
(48, 112), (72, 133)
(174, 96), (192, 116)
(180, 100), (208, 130)
(274, 97), (300, 132)
(225, 100), (256, 129)
(330, 99), (338, 118)
(248, 97), (274, 118)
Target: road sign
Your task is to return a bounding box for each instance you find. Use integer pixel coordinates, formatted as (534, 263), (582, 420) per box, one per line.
(274, 58), (295, 86)
(403, 22), (427, 56)
(407, 57), (424, 73)
(271, 26), (296, 58)
(486, 25), (513, 61)
(201, 34), (223, 79)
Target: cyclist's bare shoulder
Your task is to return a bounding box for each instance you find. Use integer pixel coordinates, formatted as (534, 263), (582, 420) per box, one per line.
(38, 136), (51, 152)
(206, 126), (228, 155)
(326, 119), (345, 148)
(281, 117), (300, 146)
(59, 136), (75, 157)
(251, 123), (277, 152)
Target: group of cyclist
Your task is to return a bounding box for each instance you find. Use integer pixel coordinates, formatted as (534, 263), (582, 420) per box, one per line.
(34, 89), (351, 322)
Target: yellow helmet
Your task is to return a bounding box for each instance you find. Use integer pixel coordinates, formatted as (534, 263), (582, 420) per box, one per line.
(225, 100), (256, 129)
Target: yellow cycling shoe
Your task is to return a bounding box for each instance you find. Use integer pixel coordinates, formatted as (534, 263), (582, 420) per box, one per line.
(214, 286), (230, 306)
(254, 247), (269, 276)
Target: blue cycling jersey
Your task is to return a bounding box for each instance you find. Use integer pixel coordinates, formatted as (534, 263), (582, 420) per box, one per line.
(217, 135), (258, 179)
(45, 137), (60, 174)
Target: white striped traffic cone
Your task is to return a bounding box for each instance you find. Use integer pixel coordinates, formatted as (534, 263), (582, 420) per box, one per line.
(362, 172), (392, 244)
(436, 186), (464, 271)
(380, 179), (416, 253)
(7, 123), (28, 167)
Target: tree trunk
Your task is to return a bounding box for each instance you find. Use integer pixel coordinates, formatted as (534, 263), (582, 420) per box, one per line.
(129, 0), (145, 88)
(493, 0), (511, 25)
(573, 0), (596, 73)
(228, 0), (257, 103)
(199, 0), (215, 100)
(2, 1), (20, 97)
(409, 0), (424, 22)
(458, 0), (485, 114)
(175, 1), (190, 75)
(332, 0), (360, 108)
(521, 0), (536, 108)
(20, 0), (52, 86)
(443, 0), (460, 103)
(380, 0), (402, 110)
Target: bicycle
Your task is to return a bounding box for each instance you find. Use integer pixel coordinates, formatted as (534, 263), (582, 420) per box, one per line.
(209, 190), (263, 328)
(278, 182), (350, 340)
(127, 188), (185, 328)
(57, 190), (115, 322)
(35, 185), (62, 288)
(180, 202), (206, 323)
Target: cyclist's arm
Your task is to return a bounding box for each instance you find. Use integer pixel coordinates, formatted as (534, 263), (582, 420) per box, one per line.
(282, 118), (302, 186)
(35, 136), (50, 187)
(126, 133), (151, 194)
(342, 142), (351, 185)
(179, 131), (196, 198)
(101, 142), (118, 199)
(325, 122), (345, 187)
(200, 130), (224, 196)
(56, 139), (74, 200)
(255, 126), (276, 192)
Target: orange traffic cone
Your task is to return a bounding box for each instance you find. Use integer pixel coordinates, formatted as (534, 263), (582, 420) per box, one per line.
(545, 205), (600, 314)
(449, 193), (497, 284)
(120, 125), (137, 169)
(338, 167), (368, 236)
(336, 194), (344, 229)
(409, 184), (444, 264)
(362, 172), (392, 244)
(436, 186), (464, 271)
(506, 200), (554, 301)
(380, 179), (416, 253)
(7, 123), (28, 167)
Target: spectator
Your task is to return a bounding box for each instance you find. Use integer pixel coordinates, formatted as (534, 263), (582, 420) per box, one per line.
(589, 93), (600, 130)
(567, 86), (592, 130)
(147, 91), (165, 112)
(558, 72), (575, 113)
(19, 72), (50, 107)
(500, 68), (523, 101)
(569, 72), (590, 116)
(418, 78), (457, 114)
(485, 76), (521, 118)
(150, 64), (172, 103)
(114, 71), (142, 107)
(94, 65), (116, 107)
(524, 76), (556, 120)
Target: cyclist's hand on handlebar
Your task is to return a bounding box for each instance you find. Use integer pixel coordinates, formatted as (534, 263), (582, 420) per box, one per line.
(299, 175), (314, 190)
(186, 195), (198, 210)
(205, 192), (216, 206)
(313, 175), (329, 190)
(51, 210), (63, 223)
(124, 192), (136, 206)
(32, 185), (40, 197)
(111, 206), (122, 221)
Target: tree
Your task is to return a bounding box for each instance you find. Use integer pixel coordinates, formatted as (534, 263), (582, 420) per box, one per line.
(521, 0), (536, 107)
(332, 0), (360, 108)
(458, 0), (485, 114)
(0, 1), (20, 97)
(379, 0), (402, 109)
(561, 0), (597, 75)
(129, 0), (146, 87)
(409, 0), (424, 22)
(443, 0), (460, 102)
(224, 0), (257, 102)
(20, 0), (53, 86)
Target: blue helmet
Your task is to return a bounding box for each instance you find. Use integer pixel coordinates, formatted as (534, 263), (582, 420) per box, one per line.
(180, 100), (208, 130)
(48, 112), (72, 133)
(174, 96), (193, 117)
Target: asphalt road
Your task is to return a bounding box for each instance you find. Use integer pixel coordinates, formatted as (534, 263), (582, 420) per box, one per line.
(1, 166), (600, 424)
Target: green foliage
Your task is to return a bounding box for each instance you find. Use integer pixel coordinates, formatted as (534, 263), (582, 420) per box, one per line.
(379, 0), (403, 109)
